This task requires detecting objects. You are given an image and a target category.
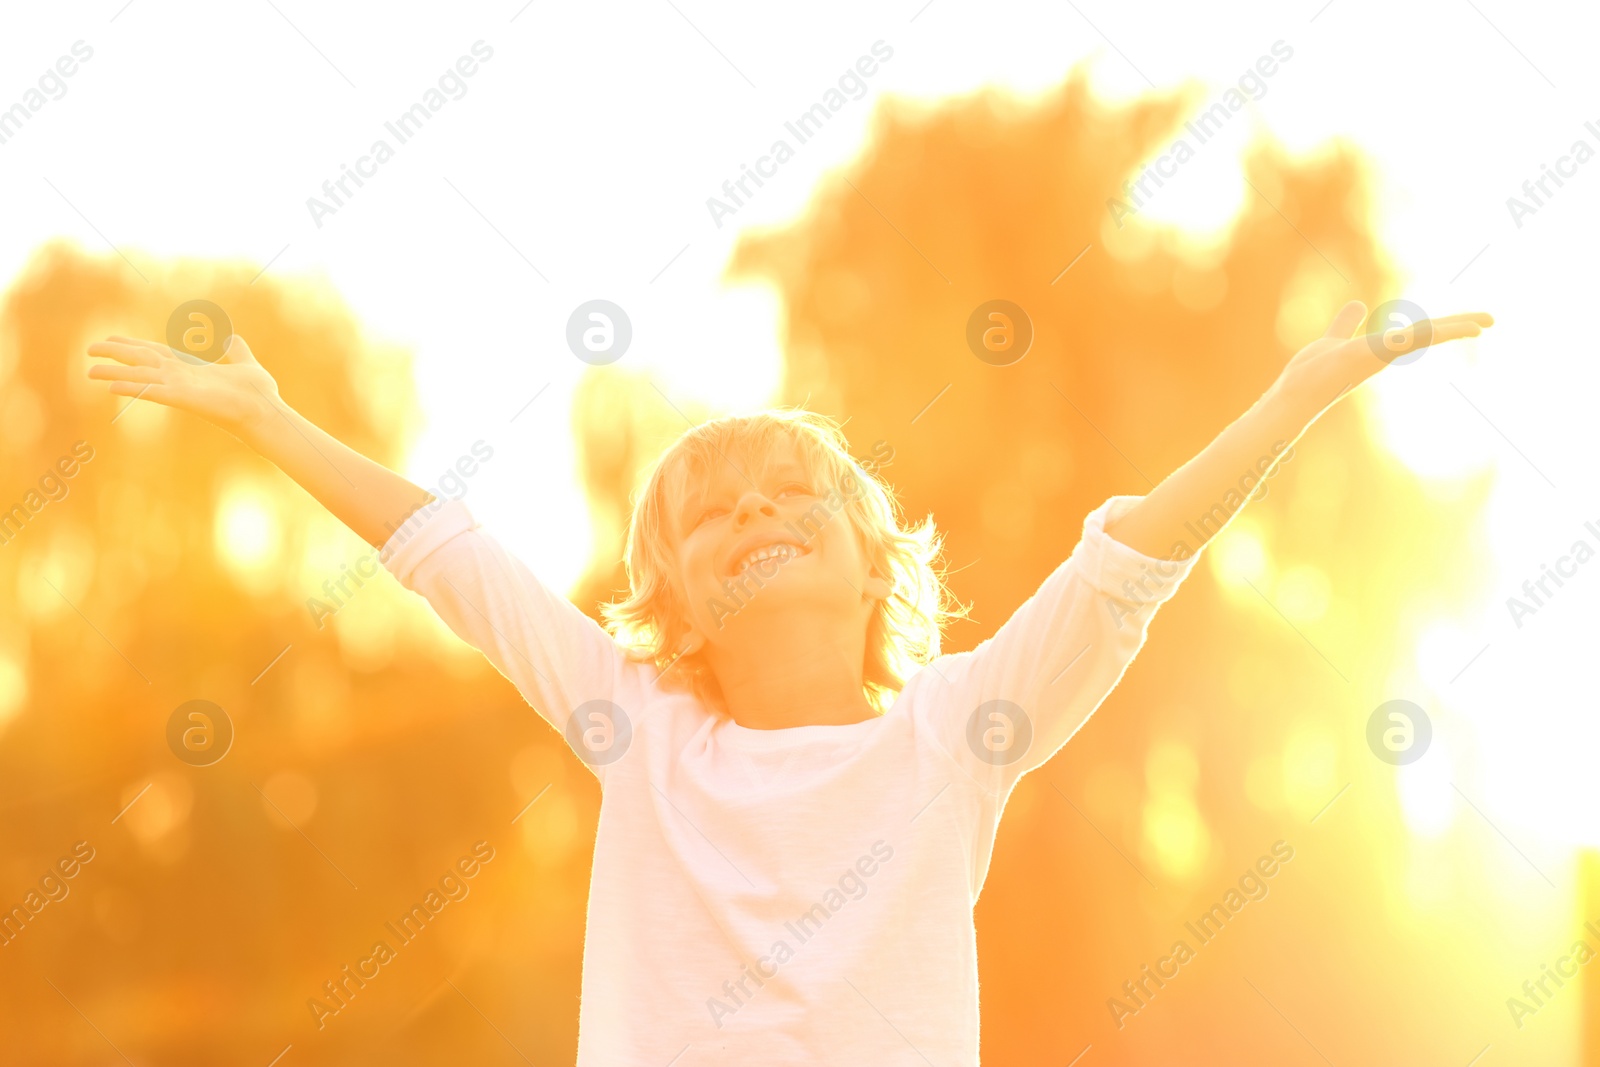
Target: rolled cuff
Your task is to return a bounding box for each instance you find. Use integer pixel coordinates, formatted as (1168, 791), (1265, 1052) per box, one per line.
(1068, 494), (1202, 607)
(378, 498), (479, 587)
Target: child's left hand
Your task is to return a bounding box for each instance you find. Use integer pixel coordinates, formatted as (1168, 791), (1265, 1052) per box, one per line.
(1104, 298), (1494, 560)
(1277, 300), (1494, 408)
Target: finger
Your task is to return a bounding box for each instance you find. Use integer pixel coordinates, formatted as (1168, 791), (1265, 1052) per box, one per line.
(87, 340), (165, 368)
(1403, 321), (1483, 347)
(106, 334), (181, 356)
(217, 333), (252, 364)
(1323, 300), (1369, 339)
(1426, 312), (1494, 329)
(1423, 321), (1483, 345)
(110, 331), (245, 365)
(88, 363), (166, 384)
(1370, 320), (1481, 358)
(1363, 311), (1494, 340)
(107, 381), (178, 404)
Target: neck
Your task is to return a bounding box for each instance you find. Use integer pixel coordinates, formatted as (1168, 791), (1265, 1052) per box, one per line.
(704, 615), (876, 730)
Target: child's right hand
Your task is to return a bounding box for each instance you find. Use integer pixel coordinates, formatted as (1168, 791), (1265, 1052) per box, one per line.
(87, 334), (282, 444)
(90, 332), (434, 549)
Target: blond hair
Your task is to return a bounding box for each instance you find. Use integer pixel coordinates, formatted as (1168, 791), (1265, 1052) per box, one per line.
(599, 408), (959, 714)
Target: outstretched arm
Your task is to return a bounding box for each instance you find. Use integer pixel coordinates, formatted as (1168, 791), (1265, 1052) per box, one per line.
(87, 334), (433, 548)
(923, 300), (1494, 798)
(88, 332), (638, 775)
(1103, 300), (1493, 558)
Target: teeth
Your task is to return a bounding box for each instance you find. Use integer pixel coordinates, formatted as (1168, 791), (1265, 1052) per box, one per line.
(735, 543), (799, 574)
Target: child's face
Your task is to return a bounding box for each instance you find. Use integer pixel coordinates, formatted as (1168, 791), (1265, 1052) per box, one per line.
(669, 438), (891, 650)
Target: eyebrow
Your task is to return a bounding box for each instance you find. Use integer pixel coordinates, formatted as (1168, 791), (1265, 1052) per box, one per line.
(763, 463), (810, 482)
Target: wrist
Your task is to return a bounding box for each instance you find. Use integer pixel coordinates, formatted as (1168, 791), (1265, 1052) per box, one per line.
(1239, 381), (1322, 464)
(1263, 370), (1338, 427)
(237, 391), (295, 456)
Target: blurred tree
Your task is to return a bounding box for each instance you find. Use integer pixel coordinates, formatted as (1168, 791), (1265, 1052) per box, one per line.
(0, 244), (589, 1065)
(2, 58), (1581, 1066)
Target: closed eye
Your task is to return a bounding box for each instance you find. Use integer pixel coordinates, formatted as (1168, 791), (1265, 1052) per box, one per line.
(689, 483), (808, 527)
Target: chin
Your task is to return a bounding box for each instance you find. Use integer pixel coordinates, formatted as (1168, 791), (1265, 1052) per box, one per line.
(707, 574), (853, 629)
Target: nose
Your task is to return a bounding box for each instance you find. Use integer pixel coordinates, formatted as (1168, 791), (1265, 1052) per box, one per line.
(732, 490), (777, 528)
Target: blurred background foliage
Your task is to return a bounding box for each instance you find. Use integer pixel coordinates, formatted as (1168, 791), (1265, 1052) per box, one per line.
(1, 67), (1594, 1065)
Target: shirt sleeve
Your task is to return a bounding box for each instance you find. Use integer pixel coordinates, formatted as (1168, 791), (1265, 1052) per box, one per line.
(917, 494), (1203, 797)
(379, 497), (640, 781)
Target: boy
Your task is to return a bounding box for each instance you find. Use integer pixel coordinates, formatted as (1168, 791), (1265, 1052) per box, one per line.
(87, 299), (1490, 1062)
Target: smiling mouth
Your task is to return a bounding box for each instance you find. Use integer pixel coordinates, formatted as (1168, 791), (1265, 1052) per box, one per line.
(729, 542), (808, 577)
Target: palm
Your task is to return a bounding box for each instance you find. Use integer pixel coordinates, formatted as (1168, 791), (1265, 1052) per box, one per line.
(86, 334), (280, 435)
(1282, 300), (1493, 404)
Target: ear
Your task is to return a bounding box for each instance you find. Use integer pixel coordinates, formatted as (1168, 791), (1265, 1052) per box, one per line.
(863, 571), (893, 602)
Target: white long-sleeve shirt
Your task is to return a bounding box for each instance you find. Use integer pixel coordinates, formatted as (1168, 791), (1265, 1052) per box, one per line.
(381, 493), (1200, 1065)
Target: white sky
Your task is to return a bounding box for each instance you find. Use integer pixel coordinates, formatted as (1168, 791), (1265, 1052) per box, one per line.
(2, 0), (1596, 845)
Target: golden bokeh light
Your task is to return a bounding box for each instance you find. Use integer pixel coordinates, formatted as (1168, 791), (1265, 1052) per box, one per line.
(0, 15), (1592, 1063)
